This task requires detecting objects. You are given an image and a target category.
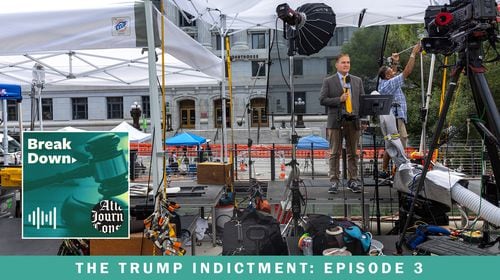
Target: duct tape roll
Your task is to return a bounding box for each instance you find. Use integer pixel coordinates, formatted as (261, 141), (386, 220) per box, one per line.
(326, 225), (343, 236)
(323, 247), (352, 256)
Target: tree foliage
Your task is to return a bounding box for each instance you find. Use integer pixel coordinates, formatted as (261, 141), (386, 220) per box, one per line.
(342, 24), (499, 143)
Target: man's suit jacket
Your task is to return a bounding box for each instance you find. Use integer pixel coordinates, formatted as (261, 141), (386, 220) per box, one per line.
(319, 73), (364, 129)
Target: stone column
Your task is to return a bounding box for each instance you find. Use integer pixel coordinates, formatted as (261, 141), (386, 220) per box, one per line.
(198, 20), (213, 50)
(231, 30), (249, 50)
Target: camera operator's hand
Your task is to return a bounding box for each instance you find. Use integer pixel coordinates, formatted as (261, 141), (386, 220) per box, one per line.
(403, 43), (421, 79)
(391, 53), (400, 64)
(411, 43), (421, 57)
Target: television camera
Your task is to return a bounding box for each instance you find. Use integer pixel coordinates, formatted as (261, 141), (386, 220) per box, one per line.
(396, 0), (500, 254)
(421, 0), (498, 55)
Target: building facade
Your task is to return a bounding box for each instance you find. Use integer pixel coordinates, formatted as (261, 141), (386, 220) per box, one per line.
(6, 3), (356, 142)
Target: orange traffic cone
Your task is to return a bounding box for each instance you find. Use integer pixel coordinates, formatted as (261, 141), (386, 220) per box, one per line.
(240, 161), (247, 171)
(279, 169), (286, 180)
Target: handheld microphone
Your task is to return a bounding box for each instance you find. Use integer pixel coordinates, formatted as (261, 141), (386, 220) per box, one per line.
(344, 75), (350, 92)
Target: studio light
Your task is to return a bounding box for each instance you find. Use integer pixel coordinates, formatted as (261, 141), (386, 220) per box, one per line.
(277, 3), (336, 56)
(276, 3), (304, 27)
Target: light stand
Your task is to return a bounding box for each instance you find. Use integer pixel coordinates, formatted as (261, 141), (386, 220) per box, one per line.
(396, 41), (500, 253)
(276, 2), (335, 237)
(284, 28), (304, 237)
(372, 130), (382, 234)
(368, 127), (382, 234)
(359, 94), (394, 234)
(359, 122), (368, 230)
(246, 103), (254, 182)
(240, 60), (265, 182)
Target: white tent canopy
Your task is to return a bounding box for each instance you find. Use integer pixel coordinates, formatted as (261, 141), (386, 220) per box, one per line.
(57, 126), (87, 132)
(0, 49), (219, 87)
(170, 0), (449, 30)
(0, 0), (222, 86)
(111, 121), (151, 143)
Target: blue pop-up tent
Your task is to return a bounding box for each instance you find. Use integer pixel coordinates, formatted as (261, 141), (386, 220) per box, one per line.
(0, 84), (22, 101)
(296, 134), (329, 150)
(166, 132), (206, 146)
(0, 84), (22, 162)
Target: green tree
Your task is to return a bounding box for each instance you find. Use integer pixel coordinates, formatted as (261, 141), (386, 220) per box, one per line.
(342, 26), (385, 92)
(342, 24), (499, 143)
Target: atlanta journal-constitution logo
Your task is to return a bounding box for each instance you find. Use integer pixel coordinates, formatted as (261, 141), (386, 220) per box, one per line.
(91, 200), (125, 234)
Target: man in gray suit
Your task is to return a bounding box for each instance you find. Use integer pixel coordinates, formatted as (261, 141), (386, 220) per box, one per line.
(320, 53), (364, 194)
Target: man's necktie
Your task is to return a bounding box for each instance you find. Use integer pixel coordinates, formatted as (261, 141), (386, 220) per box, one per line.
(343, 75), (352, 114)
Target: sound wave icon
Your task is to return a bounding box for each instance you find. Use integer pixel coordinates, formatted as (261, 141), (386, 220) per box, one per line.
(27, 207), (57, 229)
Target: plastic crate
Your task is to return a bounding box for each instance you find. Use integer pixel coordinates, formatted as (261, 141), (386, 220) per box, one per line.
(0, 167), (22, 187)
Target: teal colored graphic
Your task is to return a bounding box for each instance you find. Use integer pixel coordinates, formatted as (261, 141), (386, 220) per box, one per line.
(22, 132), (129, 238)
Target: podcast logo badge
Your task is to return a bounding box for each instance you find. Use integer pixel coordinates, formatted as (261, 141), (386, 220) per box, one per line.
(22, 131), (129, 239)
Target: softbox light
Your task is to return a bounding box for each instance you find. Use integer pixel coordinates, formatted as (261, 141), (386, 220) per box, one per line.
(283, 3), (336, 56)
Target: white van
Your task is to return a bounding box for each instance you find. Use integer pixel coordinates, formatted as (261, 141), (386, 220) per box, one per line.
(0, 134), (21, 165)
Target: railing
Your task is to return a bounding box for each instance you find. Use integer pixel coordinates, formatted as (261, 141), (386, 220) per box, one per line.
(434, 140), (491, 178)
(130, 139), (491, 182)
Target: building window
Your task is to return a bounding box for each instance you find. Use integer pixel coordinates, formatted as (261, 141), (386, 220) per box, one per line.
(42, 98), (53, 120)
(142, 96), (150, 118)
(214, 99), (231, 128)
(215, 34), (221, 51)
(293, 59), (303, 76)
(107, 97), (123, 119)
(179, 100), (195, 129)
(179, 11), (196, 27)
(286, 92), (306, 114)
(250, 98), (268, 128)
(275, 99), (286, 113)
(7, 100), (18, 121)
(251, 32), (266, 49)
(329, 27), (351, 46)
(72, 98), (88, 120)
(252, 60), (266, 77)
(326, 57), (335, 75)
(215, 34), (221, 50)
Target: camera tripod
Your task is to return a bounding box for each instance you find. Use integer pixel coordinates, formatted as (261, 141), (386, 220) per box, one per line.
(396, 40), (500, 253)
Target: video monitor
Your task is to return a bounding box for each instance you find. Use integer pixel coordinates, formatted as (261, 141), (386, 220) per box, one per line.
(359, 94), (394, 116)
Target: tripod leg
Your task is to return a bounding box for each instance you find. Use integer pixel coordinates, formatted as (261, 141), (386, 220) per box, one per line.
(396, 62), (464, 254)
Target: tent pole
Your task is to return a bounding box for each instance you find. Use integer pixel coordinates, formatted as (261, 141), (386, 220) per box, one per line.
(419, 54), (436, 154)
(18, 102), (23, 149)
(37, 88), (43, 130)
(2, 100), (8, 166)
(220, 15), (228, 163)
(144, 0), (163, 197)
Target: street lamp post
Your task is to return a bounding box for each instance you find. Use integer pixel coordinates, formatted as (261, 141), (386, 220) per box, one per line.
(294, 97), (305, 128)
(130, 102), (142, 130)
(166, 102), (173, 131)
(270, 112), (276, 130)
